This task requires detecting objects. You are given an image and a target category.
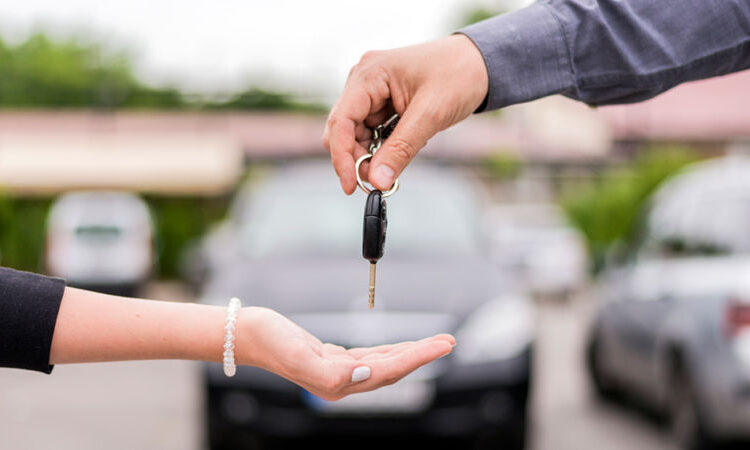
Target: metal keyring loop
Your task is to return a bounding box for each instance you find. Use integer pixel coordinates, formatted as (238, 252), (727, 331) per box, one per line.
(355, 153), (400, 197)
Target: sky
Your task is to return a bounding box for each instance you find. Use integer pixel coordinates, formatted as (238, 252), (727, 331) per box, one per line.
(0, 0), (531, 104)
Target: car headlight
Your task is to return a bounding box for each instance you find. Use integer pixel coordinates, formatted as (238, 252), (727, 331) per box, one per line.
(453, 295), (535, 365)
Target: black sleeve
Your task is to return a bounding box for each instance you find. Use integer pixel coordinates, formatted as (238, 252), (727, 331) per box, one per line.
(0, 267), (66, 374)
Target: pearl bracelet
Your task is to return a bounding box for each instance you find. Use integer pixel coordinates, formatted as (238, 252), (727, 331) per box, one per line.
(223, 297), (242, 377)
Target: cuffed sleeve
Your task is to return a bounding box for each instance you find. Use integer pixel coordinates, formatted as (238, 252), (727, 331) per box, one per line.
(0, 267), (66, 374)
(457, 2), (575, 111)
(458, 0), (750, 111)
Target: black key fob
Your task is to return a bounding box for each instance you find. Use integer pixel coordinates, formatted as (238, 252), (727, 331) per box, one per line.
(362, 190), (387, 263)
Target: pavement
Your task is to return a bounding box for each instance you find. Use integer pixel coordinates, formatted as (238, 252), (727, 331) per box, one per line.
(0, 284), (676, 450)
(529, 293), (674, 450)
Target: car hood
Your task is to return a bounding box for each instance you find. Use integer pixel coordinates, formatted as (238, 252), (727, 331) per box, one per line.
(201, 255), (512, 342)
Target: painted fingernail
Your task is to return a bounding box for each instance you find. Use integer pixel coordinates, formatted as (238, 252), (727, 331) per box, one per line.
(373, 165), (394, 188)
(351, 366), (371, 383)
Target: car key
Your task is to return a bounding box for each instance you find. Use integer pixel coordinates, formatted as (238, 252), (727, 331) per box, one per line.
(363, 189), (387, 308)
(354, 114), (400, 309)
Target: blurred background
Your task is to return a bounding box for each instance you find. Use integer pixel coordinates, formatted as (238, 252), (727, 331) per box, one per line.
(0, 1), (749, 449)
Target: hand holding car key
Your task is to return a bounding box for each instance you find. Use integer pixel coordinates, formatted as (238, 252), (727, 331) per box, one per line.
(355, 115), (400, 308)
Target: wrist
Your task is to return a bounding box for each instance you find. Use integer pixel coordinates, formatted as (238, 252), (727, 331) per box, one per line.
(448, 33), (489, 112)
(456, 3), (572, 111)
(233, 306), (266, 369)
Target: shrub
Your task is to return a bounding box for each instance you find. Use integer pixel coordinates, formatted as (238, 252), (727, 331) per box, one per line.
(561, 146), (702, 273)
(0, 193), (229, 279)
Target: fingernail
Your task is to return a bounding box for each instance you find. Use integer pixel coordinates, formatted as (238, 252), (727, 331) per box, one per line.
(351, 366), (371, 383)
(373, 165), (394, 188)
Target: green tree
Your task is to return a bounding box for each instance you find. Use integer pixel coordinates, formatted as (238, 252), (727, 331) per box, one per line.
(206, 87), (326, 113)
(0, 195), (51, 272)
(0, 33), (185, 108)
(0, 31), (323, 111)
(561, 146), (702, 273)
(461, 7), (502, 26)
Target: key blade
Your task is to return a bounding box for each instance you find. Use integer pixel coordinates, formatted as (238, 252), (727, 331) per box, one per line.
(369, 263), (376, 309)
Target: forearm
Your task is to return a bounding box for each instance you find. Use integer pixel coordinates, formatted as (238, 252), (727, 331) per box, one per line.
(2, 268), (453, 401)
(37, 282), (456, 402)
(49, 287), (228, 365)
(47, 287), (455, 402)
(460, 0), (750, 110)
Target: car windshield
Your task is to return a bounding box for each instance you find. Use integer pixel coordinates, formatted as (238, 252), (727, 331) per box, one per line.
(649, 190), (750, 255)
(239, 165), (483, 259)
(75, 225), (123, 242)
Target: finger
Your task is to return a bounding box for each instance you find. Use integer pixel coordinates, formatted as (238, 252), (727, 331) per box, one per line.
(304, 338), (454, 401)
(358, 344), (420, 362)
(326, 64), (392, 194)
(339, 340), (453, 396)
(301, 340), (423, 398)
(368, 339), (453, 378)
(356, 138), (373, 153)
(355, 122), (373, 142)
(368, 94), (442, 191)
(326, 113), (359, 195)
(326, 87), (379, 195)
(322, 343), (348, 354)
(347, 334), (455, 360)
(346, 341), (412, 359)
(364, 103), (396, 129)
(301, 358), (372, 401)
(430, 333), (456, 346)
(353, 145), (372, 183)
(358, 335), (454, 362)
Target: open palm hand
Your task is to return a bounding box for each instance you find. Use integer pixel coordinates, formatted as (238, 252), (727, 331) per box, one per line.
(237, 307), (455, 401)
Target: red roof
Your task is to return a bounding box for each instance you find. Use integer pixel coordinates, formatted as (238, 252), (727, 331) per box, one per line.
(2, 66), (747, 170)
(598, 69), (750, 142)
(0, 110), (606, 161)
(0, 111), (327, 158)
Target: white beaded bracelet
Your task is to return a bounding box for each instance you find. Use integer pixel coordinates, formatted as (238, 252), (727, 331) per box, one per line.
(223, 297), (242, 377)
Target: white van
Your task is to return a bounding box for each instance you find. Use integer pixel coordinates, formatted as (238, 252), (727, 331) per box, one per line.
(45, 191), (153, 296)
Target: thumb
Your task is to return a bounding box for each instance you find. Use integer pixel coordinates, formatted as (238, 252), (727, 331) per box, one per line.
(369, 96), (441, 191)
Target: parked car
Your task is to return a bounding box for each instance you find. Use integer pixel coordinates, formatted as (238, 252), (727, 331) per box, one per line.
(45, 191), (154, 296)
(587, 155), (750, 449)
(486, 203), (588, 299)
(197, 162), (535, 450)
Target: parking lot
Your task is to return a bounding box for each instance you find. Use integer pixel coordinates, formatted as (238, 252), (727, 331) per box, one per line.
(0, 285), (676, 450)
(530, 294), (673, 450)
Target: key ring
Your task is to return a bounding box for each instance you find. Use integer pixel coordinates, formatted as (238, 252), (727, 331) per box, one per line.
(355, 115), (400, 198)
(355, 154), (400, 197)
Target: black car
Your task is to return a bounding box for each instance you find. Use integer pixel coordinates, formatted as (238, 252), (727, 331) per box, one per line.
(196, 162), (535, 449)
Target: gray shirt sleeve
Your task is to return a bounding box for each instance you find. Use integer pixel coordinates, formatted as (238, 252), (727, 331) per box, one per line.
(458, 0), (750, 111)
